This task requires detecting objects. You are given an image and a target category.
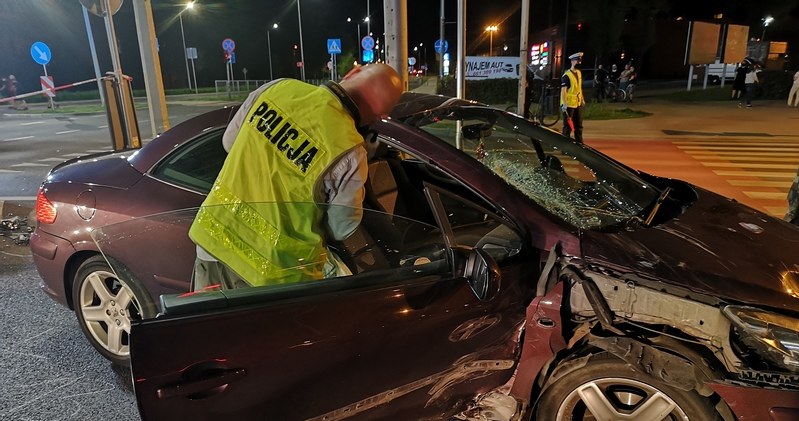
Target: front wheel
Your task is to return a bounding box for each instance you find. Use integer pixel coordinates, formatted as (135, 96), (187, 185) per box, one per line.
(536, 353), (721, 421)
(72, 255), (156, 366)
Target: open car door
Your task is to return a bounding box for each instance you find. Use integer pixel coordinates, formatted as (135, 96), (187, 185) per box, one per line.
(93, 202), (534, 420)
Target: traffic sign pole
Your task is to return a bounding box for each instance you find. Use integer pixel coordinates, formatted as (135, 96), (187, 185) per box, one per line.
(42, 64), (55, 109)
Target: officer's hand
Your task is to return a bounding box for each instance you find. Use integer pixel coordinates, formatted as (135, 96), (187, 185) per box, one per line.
(561, 103), (568, 114)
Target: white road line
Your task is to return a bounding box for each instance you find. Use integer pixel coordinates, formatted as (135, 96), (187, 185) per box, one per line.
(2, 136), (34, 142)
(0, 169), (22, 173)
(0, 196), (36, 200)
(38, 158), (66, 162)
(87, 149), (111, 153)
(20, 121), (45, 126)
(98, 125), (108, 128)
(11, 163), (50, 167)
(62, 153), (85, 157)
(56, 130), (79, 135)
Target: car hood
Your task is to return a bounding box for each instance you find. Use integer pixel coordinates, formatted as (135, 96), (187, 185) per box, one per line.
(581, 187), (799, 313)
(45, 151), (142, 189)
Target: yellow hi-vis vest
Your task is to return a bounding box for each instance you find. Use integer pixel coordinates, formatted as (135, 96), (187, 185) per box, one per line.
(561, 69), (584, 108)
(189, 79), (363, 286)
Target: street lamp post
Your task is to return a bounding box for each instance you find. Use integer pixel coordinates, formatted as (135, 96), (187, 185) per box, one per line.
(267, 23), (278, 80)
(178, 2), (195, 90)
(485, 25), (498, 56)
(297, 0), (306, 81)
(762, 16), (774, 41)
(420, 42), (427, 75)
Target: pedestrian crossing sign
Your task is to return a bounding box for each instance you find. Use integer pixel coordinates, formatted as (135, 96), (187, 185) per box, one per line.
(327, 39), (342, 55)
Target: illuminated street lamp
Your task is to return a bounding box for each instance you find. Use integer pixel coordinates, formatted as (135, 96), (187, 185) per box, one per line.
(485, 25), (498, 56)
(178, 1), (195, 90)
(762, 16), (774, 41)
(267, 23), (278, 80)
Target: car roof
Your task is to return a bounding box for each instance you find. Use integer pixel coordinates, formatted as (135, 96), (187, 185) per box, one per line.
(128, 92), (477, 174)
(128, 106), (238, 173)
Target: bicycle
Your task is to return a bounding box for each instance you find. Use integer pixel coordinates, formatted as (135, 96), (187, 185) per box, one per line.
(507, 82), (560, 127)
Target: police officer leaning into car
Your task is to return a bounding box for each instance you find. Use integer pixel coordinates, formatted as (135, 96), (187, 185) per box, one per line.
(560, 52), (586, 143)
(189, 63), (403, 290)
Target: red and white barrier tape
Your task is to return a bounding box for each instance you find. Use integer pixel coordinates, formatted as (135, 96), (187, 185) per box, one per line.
(0, 76), (115, 104)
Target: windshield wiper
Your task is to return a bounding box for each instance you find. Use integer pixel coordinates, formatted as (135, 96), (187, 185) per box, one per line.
(644, 187), (672, 226)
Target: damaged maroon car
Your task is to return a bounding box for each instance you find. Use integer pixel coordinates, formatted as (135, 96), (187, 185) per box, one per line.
(33, 94), (799, 420)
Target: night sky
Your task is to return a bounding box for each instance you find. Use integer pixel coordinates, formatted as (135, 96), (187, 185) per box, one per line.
(0, 0), (797, 93)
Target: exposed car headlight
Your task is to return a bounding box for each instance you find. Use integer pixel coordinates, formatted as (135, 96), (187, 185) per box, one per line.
(723, 305), (799, 373)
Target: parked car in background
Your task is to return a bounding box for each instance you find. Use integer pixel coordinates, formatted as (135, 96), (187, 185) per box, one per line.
(32, 92), (799, 420)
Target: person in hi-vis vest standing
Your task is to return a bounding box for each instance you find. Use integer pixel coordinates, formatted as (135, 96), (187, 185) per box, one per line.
(189, 63), (403, 290)
(560, 52), (586, 143)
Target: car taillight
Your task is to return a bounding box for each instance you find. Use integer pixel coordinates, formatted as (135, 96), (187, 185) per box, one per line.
(35, 189), (57, 224)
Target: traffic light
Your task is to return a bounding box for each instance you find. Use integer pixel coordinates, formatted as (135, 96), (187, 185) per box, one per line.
(577, 22), (582, 31)
(224, 51), (231, 63)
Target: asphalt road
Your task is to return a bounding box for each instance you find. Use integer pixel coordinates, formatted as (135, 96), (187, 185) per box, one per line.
(0, 101), (230, 421)
(0, 253), (139, 420)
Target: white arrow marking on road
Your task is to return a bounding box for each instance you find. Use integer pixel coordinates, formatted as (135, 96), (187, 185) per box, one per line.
(34, 45), (48, 61)
(2, 136), (34, 142)
(20, 121), (45, 126)
(56, 130), (79, 135)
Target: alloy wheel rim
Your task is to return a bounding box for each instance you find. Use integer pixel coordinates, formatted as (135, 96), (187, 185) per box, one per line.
(556, 377), (689, 421)
(78, 269), (141, 357)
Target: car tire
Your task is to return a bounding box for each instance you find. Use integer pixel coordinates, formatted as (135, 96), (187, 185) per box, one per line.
(535, 352), (720, 421)
(72, 255), (156, 366)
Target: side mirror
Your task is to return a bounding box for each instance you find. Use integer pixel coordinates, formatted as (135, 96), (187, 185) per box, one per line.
(465, 248), (501, 301)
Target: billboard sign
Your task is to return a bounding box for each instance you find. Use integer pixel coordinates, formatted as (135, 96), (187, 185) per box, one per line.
(723, 24), (749, 63)
(465, 56), (520, 79)
(686, 21), (721, 65)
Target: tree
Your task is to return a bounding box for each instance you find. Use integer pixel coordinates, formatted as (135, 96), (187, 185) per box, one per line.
(575, 0), (630, 63)
(627, 0), (670, 67)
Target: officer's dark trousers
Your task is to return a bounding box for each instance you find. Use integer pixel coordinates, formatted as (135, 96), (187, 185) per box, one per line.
(562, 106), (584, 143)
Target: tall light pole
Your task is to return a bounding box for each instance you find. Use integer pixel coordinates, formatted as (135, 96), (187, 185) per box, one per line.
(178, 1), (195, 90)
(419, 42), (427, 74)
(297, 0), (306, 81)
(485, 25), (498, 56)
(267, 23), (278, 80)
(762, 16), (774, 41)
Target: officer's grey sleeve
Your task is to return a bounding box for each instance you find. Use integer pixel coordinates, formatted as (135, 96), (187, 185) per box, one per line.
(322, 145), (368, 241)
(222, 80), (283, 152)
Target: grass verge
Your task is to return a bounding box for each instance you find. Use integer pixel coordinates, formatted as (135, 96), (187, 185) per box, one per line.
(583, 103), (652, 120)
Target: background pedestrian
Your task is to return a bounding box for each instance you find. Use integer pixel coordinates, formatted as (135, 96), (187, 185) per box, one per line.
(739, 65), (759, 108)
(731, 61), (747, 100)
(788, 68), (799, 108)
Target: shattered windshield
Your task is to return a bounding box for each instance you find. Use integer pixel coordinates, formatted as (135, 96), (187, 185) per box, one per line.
(404, 106), (660, 230)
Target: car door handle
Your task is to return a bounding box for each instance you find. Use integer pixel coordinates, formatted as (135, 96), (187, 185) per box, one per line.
(156, 368), (246, 400)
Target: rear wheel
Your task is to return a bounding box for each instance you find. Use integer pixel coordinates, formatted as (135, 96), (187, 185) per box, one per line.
(536, 353), (720, 421)
(614, 88), (627, 103)
(72, 255), (156, 366)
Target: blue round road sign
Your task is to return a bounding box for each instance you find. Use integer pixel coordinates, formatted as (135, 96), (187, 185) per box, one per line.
(222, 38), (236, 52)
(361, 36), (375, 51)
(31, 42), (52, 66)
(434, 39), (448, 55)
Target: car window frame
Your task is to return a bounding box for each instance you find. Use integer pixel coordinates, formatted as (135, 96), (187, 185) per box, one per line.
(374, 133), (527, 239)
(147, 127), (227, 195)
